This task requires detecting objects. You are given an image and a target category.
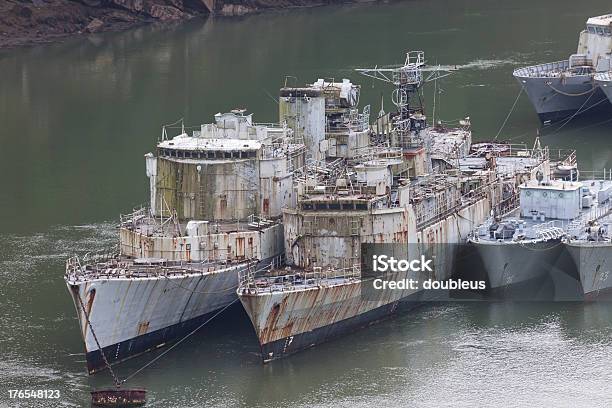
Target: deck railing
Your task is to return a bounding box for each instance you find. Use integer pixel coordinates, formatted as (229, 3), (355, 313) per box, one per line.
(65, 254), (252, 282)
(238, 264), (361, 294)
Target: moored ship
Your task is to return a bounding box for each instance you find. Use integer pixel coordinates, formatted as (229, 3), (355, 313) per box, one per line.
(513, 14), (612, 123)
(237, 52), (508, 362)
(469, 177), (581, 292)
(65, 110), (306, 373)
(565, 176), (612, 299)
(467, 145), (578, 291)
(595, 71), (612, 105)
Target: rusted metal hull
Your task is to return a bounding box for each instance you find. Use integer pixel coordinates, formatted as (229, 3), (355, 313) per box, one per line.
(417, 198), (492, 281)
(258, 294), (422, 362)
(239, 197), (492, 362)
(240, 279), (427, 362)
(66, 260), (258, 374)
(82, 306), (223, 374)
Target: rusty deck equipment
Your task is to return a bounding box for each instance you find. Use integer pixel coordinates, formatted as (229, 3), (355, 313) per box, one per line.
(91, 388), (146, 407)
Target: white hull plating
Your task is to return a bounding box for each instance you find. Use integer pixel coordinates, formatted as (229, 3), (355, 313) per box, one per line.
(66, 261), (249, 372)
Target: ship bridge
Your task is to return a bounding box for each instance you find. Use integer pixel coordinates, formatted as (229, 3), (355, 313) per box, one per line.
(586, 14), (612, 36)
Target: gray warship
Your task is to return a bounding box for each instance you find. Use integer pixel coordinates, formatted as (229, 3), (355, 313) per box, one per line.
(595, 71), (612, 105)
(565, 175), (612, 299)
(468, 178), (573, 291)
(65, 111), (306, 373)
(514, 14), (612, 123)
(470, 166), (612, 293)
(237, 52), (513, 362)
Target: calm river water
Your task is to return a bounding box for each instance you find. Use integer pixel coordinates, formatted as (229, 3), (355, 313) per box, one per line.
(1, 0), (612, 406)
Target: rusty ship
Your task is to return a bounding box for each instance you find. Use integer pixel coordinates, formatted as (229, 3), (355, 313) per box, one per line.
(237, 52), (516, 362)
(65, 110), (306, 373)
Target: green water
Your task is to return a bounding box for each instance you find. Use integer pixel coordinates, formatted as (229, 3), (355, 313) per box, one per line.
(1, 0), (612, 406)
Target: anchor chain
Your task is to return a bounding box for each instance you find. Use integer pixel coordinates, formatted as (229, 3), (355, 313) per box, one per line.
(76, 292), (122, 388)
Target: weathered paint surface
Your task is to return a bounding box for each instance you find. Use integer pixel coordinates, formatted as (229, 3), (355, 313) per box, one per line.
(566, 242), (612, 297)
(240, 196), (492, 359)
(417, 197), (491, 280)
(155, 157), (259, 221)
(119, 223), (284, 262)
(65, 110), (306, 373)
(279, 88), (326, 161)
(240, 271), (426, 359)
(67, 262), (248, 371)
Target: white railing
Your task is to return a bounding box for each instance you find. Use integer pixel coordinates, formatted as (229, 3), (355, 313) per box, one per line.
(119, 206), (149, 228)
(513, 60), (570, 78)
(532, 221), (566, 240)
(566, 199), (612, 237)
(65, 254), (247, 282)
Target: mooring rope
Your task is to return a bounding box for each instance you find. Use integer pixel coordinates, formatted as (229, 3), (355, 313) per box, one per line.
(548, 89), (599, 134)
(76, 293), (122, 387)
(120, 297), (240, 385)
(494, 85), (524, 140)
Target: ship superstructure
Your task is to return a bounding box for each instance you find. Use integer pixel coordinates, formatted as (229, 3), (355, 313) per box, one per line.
(279, 78), (370, 161)
(65, 110), (306, 373)
(237, 52), (510, 362)
(514, 14), (612, 123)
(238, 156), (499, 362)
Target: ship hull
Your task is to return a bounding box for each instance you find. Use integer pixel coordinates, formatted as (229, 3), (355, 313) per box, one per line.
(513, 70), (608, 123)
(258, 297), (422, 362)
(240, 281), (424, 363)
(566, 241), (612, 300)
(67, 261), (254, 374)
(596, 76), (612, 106)
(83, 307), (222, 373)
(470, 239), (564, 291)
(240, 198), (491, 362)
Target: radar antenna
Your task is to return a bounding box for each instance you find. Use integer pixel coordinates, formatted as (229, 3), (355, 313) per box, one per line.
(356, 51), (451, 149)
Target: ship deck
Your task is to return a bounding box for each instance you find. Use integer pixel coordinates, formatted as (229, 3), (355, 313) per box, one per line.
(66, 256), (252, 283)
(472, 208), (566, 244)
(240, 266), (361, 295)
(595, 72), (612, 83)
(474, 179), (612, 243)
(120, 208), (279, 237)
(513, 60), (594, 79)
(566, 179), (612, 241)
(459, 155), (544, 176)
